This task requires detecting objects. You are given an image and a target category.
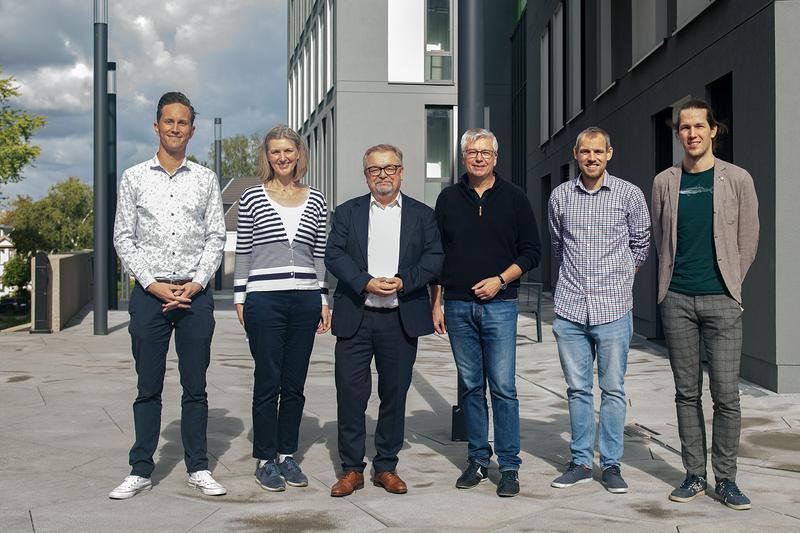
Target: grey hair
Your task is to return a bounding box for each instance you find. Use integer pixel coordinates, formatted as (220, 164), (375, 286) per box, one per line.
(574, 127), (612, 151)
(362, 144), (404, 168)
(460, 128), (498, 153)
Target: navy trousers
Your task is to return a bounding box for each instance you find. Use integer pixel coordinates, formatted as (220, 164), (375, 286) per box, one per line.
(127, 283), (215, 477)
(334, 308), (417, 473)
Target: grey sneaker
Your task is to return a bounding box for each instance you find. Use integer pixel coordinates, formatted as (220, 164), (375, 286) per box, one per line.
(496, 470), (520, 497)
(551, 462), (592, 488)
(715, 479), (751, 510)
(255, 460), (286, 492)
(278, 457), (308, 487)
(669, 473), (707, 502)
(455, 460), (488, 489)
(108, 475), (152, 499)
(601, 465), (628, 494)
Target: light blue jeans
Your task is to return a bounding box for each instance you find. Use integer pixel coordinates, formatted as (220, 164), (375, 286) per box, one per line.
(552, 312), (632, 469)
(445, 299), (520, 472)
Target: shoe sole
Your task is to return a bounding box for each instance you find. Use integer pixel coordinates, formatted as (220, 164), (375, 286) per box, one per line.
(496, 489), (519, 497)
(109, 483), (152, 500)
(330, 482), (364, 497)
(551, 477), (592, 489)
(602, 483), (629, 494)
(255, 478), (285, 492)
(373, 481), (407, 494)
(716, 494), (751, 510)
(187, 481), (227, 496)
(456, 476), (488, 489)
(281, 476), (309, 488)
(669, 489), (705, 502)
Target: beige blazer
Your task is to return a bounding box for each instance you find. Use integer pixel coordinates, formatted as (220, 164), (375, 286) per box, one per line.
(651, 159), (759, 304)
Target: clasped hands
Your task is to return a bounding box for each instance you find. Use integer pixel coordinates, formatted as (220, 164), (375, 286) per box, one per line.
(365, 276), (403, 296)
(146, 281), (203, 312)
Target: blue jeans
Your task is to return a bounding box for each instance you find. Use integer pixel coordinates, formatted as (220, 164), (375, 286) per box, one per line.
(552, 312), (632, 469)
(445, 299), (520, 472)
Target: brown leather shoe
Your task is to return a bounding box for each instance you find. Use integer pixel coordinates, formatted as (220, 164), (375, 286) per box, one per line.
(373, 471), (408, 494)
(330, 471), (364, 497)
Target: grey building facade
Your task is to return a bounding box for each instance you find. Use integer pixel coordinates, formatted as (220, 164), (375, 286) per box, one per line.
(522, 0), (800, 392)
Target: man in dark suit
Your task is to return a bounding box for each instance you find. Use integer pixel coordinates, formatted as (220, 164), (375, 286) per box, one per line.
(325, 144), (444, 497)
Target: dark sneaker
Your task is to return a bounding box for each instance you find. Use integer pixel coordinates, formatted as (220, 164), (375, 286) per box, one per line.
(551, 462), (592, 488)
(715, 479), (751, 510)
(669, 473), (707, 502)
(455, 460), (488, 489)
(496, 470), (520, 497)
(601, 465), (628, 494)
(278, 457), (308, 487)
(255, 460), (285, 492)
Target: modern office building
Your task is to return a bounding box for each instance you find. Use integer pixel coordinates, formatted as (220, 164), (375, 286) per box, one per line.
(287, 0), (515, 209)
(522, 0), (800, 392)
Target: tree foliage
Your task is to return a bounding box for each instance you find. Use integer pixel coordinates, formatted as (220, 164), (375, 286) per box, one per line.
(206, 132), (261, 178)
(1, 253), (30, 294)
(5, 177), (93, 256)
(0, 67), (46, 186)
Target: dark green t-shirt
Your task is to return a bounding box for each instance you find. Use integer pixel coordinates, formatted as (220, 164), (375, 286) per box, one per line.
(669, 167), (727, 296)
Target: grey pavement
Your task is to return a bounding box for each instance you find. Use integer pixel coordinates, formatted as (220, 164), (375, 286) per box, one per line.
(1, 293), (799, 532)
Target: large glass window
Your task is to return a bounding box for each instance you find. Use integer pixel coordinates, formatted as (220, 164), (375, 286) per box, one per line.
(425, 106), (454, 207)
(631, 0), (667, 67)
(425, 0), (452, 82)
(539, 26), (549, 144)
(551, 3), (564, 134)
(597, 0), (612, 95)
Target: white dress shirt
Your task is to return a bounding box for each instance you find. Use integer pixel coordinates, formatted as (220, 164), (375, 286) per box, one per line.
(365, 193), (402, 308)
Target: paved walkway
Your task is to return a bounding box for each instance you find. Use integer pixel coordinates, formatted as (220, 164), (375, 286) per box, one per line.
(1, 294), (799, 532)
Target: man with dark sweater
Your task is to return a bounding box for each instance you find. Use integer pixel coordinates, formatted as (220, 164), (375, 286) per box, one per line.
(432, 128), (540, 497)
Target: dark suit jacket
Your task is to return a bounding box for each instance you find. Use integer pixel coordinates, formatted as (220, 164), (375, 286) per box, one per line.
(325, 193), (444, 339)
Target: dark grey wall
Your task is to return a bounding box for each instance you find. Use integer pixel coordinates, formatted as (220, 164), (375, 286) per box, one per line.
(525, 1), (786, 389)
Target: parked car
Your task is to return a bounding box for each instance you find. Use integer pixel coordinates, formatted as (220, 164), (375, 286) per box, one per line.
(0, 297), (29, 314)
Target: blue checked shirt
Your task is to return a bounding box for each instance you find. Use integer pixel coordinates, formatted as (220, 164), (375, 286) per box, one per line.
(548, 172), (651, 325)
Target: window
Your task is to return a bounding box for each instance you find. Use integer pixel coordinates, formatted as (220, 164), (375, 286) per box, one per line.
(511, 11), (526, 188)
(539, 26), (549, 144)
(326, 0), (333, 91)
(566, 0), (582, 120)
(596, 0), (612, 95)
(551, 3), (564, 134)
(631, 0), (667, 67)
(425, 106), (454, 207)
(706, 72), (733, 162)
(676, 0), (714, 33)
(425, 0), (452, 82)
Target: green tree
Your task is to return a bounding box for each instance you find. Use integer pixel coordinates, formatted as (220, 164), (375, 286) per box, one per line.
(1, 253), (30, 295)
(206, 132), (261, 178)
(5, 177), (93, 256)
(0, 67), (46, 186)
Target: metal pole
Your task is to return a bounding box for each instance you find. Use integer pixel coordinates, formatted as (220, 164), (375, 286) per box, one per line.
(214, 118), (223, 291)
(107, 61), (118, 310)
(451, 0), (485, 441)
(93, 0), (109, 334)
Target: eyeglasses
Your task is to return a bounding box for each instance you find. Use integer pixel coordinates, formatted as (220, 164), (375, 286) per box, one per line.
(463, 149), (496, 159)
(365, 164), (402, 176)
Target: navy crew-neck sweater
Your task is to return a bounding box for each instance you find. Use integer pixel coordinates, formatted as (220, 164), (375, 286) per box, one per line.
(434, 173), (541, 301)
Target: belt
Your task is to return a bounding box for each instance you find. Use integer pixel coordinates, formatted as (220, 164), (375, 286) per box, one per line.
(155, 278), (193, 285)
(364, 306), (399, 313)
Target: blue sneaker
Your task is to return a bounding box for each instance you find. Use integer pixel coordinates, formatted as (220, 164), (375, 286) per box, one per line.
(601, 465), (628, 494)
(278, 457), (308, 487)
(255, 460), (285, 492)
(551, 462), (592, 488)
(669, 473), (707, 502)
(715, 479), (751, 510)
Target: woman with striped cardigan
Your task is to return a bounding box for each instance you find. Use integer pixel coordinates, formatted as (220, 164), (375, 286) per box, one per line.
(233, 125), (330, 492)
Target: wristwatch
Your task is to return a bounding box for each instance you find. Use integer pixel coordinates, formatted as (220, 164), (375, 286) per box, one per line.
(497, 274), (507, 291)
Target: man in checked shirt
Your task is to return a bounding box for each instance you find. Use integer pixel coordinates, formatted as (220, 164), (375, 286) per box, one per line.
(548, 127), (650, 494)
(110, 92), (227, 499)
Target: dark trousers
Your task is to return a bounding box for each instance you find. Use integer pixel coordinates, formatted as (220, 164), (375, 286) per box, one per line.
(244, 290), (321, 460)
(334, 308), (417, 473)
(660, 291), (743, 481)
(128, 283), (215, 478)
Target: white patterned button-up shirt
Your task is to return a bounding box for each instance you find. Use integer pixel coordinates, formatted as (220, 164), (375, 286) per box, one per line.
(113, 154), (226, 289)
(548, 172), (651, 326)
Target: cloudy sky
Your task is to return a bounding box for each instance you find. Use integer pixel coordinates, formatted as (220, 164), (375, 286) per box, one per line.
(0, 0), (286, 202)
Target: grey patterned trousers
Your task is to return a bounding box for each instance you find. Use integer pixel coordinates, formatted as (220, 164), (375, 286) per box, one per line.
(659, 291), (743, 481)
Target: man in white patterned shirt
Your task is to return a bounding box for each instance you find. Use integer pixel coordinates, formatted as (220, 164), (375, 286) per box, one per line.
(110, 92), (227, 499)
(548, 127), (650, 494)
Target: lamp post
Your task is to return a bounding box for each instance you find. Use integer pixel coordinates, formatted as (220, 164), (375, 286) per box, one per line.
(214, 118), (223, 291)
(93, 0), (109, 334)
(107, 61), (118, 310)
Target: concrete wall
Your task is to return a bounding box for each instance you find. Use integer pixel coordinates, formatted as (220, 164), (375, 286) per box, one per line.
(525, 1), (794, 390)
(30, 251), (93, 333)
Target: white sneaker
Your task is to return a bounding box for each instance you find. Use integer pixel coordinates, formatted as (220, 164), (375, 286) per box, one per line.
(187, 470), (227, 496)
(109, 475), (152, 500)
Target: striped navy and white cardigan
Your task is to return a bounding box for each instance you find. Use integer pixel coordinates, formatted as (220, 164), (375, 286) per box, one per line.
(233, 185), (329, 305)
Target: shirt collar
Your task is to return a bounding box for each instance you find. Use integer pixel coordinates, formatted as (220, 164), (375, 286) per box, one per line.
(149, 153), (190, 175)
(370, 191), (402, 209)
(574, 171), (614, 193)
